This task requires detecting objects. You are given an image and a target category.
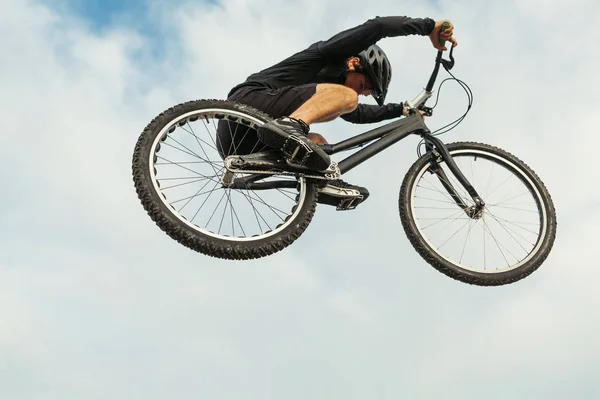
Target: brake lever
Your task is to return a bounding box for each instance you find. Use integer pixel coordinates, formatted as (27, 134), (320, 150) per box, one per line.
(417, 105), (434, 117)
(438, 21), (455, 71)
(441, 46), (455, 71)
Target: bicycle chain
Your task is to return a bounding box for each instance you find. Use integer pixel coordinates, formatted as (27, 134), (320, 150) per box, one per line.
(226, 161), (341, 181)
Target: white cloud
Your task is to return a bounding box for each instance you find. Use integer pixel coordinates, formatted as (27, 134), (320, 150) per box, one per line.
(1, 0), (600, 399)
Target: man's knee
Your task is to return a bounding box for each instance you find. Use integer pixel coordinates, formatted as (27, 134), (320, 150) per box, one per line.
(307, 132), (328, 145)
(339, 86), (359, 112)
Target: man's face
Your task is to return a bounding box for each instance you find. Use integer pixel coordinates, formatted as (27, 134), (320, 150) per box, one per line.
(345, 71), (374, 97)
(344, 57), (374, 97)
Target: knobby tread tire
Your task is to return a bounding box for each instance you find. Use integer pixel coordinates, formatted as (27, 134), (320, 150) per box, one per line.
(399, 141), (557, 286)
(131, 99), (318, 260)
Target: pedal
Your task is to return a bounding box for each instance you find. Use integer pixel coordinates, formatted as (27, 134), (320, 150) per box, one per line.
(283, 137), (312, 164)
(337, 196), (363, 211)
(317, 185), (363, 211)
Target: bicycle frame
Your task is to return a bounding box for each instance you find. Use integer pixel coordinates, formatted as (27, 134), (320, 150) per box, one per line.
(232, 47), (485, 212)
(320, 108), (483, 211)
(321, 109), (428, 174)
(322, 48), (454, 175)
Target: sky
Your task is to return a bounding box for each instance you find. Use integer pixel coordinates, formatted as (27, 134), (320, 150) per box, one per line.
(1, 0), (599, 399)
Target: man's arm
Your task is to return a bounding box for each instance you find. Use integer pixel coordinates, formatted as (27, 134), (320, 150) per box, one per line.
(340, 103), (405, 124)
(317, 16), (435, 58)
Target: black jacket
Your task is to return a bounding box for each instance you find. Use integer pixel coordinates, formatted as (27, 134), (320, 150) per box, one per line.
(228, 16), (435, 123)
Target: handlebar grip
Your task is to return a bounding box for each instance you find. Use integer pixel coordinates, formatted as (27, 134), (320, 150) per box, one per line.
(439, 21), (451, 47)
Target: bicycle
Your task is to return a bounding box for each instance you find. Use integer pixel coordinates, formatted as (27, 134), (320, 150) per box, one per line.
(131, 38), (557, 286)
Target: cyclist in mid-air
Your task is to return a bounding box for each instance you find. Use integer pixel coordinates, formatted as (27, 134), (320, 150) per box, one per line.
(222, 15), (457, 207)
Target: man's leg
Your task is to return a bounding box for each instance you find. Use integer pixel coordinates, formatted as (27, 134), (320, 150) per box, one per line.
(299, 85), (359, 145)
(257, 84), (358, 171)
(225, 83), (370, 208)
(289, 84), (358, 124)
(257, 84), (370, 208)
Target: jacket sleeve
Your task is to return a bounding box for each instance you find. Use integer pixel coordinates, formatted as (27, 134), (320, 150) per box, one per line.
(317, 16), (436, 58)
(341, 103), (405, 124)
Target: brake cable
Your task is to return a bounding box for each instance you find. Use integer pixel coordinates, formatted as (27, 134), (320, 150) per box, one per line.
(417, 63), (474, 157)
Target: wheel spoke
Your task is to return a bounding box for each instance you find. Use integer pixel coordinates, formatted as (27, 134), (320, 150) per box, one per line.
(171, 178), (219, 211)
(481, 215), (513, 267)
(414, 195), (462, 206)
(484, 208), (535, 253)
(186, 121), (220, 177)
(420, 175), (470, 206)
(492, 191), (530, 206)
(459, 219), (476, 264)
(487, 204), (538, 214)
(156, 155), (223, 184)
(249, 190), (288, 221)
(189, 180), (223, 221)
(155, 161), (224, 166)
(484, 161), (494, 198)
(418, 208), (466, 231)
(206, 189), (228, 228)
(236, 189), (272, 232)
(218, 190), (229, 235)
(485, 214), (540, 236)
(164, 137), (209, 163)
(161, 177), (213, 191)
(437, 217), (473, 252)
(276, 188), (297, 201)
(485, 173), (514, 199)
(182, 121), (217, 152)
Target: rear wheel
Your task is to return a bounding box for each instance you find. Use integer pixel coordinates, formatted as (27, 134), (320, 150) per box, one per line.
(399, 142), (557, 286)
(132, 99), (318, 260)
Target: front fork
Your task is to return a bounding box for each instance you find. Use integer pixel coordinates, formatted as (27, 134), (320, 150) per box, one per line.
(424, 135), (485, 218)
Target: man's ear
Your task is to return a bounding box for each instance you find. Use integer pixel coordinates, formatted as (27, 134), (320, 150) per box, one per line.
(346, 57), (361, 71)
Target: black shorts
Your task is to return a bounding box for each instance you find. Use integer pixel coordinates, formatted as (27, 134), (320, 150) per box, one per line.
(217, 84), (317, 157)
(228, 83), (318, 118)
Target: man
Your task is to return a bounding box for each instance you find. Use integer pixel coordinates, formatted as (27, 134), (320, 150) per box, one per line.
(223, 15), (457, 207)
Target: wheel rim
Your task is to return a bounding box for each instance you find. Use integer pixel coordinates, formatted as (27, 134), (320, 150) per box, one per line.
(410, 148), (548, 274)
(148, 108), (308, 242)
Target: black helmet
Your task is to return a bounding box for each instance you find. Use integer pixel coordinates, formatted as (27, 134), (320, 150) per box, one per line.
(357, 44), (392, 106)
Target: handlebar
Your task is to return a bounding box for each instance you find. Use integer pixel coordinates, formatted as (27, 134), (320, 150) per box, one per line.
(425, 21), (455, 92)
(404, 22), (456, 113)
(438, 21), (451, 49)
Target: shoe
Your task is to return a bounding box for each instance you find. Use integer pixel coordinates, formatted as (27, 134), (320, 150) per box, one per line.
(317, 179), (370, 210)
(257, 117), (331, 171)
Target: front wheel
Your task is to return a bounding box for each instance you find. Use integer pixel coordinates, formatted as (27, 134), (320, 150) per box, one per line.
(399, 142), (557, 286)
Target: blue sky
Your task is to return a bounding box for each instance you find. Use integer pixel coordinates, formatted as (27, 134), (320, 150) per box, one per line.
(2, 0), (600, 399)
(59, 0), (219, 31)
(49, 0), (150, 28)
(72, 0), (147, 22)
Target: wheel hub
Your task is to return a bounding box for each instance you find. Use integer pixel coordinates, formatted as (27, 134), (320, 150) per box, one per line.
(465, 205), (484, 220)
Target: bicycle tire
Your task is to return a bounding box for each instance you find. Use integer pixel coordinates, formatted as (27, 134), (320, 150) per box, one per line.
(399, 141), (557, 286)
(131, 99), (318, 260)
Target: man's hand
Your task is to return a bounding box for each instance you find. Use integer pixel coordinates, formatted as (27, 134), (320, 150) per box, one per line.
(403, 106), (426, 120)
(429, 20), (458, 51)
